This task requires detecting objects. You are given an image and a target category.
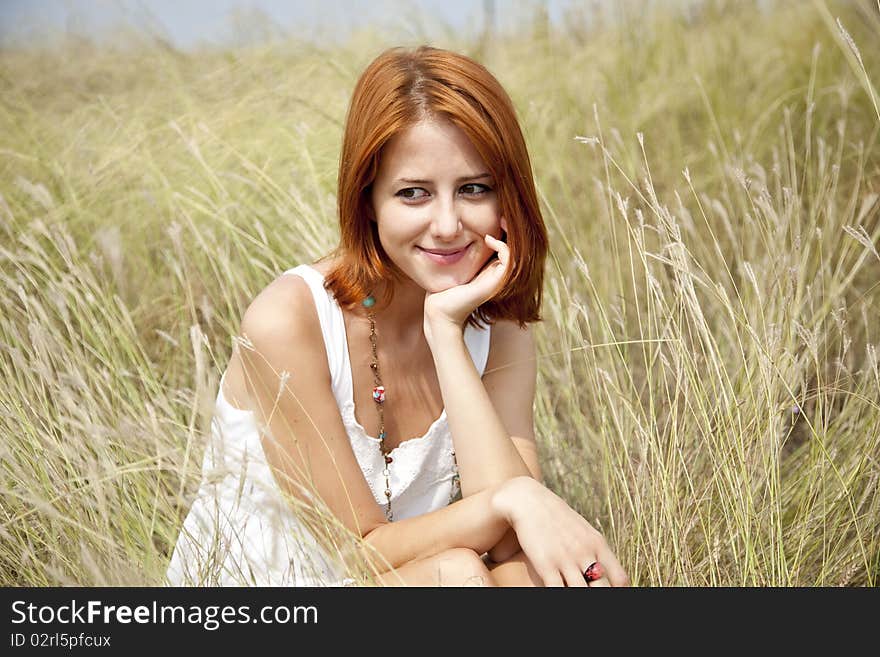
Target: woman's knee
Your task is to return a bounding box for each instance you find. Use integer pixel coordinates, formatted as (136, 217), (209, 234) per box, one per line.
(433, 548), (496, 587)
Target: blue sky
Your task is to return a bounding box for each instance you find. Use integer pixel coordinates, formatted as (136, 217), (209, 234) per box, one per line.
(0, 0), (601, 48)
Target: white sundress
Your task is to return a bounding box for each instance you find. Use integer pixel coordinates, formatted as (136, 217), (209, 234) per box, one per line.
(165, 264), (491, 586)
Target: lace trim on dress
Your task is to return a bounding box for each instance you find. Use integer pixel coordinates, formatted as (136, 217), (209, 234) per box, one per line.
(339, 398), (452, 505)
(338, 399), (448, 452)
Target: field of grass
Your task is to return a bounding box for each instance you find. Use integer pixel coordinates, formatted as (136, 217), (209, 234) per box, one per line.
(1, 0), (878, 586)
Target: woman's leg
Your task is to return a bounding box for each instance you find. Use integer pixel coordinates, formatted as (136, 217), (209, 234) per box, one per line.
(374, 548), (497, 587)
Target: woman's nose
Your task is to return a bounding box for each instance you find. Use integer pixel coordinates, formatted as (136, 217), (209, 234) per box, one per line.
(430, 199), (463, 240)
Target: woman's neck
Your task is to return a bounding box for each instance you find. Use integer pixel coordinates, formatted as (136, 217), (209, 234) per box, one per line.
(370, 275), (428, 345)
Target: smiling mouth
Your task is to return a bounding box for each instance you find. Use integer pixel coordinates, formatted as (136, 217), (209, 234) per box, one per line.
(417, 243), (471, 265)
(419, 246), (468, 255)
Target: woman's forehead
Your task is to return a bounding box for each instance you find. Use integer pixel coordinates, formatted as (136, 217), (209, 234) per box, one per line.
(377, 118), (489, 179)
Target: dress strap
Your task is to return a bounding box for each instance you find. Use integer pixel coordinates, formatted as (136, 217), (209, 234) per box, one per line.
(281, 265), (354, 404)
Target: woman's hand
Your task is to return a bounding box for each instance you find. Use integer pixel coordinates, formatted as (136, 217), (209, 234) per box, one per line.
(423, 220), (510, 337)
(491, 476), (630, 587)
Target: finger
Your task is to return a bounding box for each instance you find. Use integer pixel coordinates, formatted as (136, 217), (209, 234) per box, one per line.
(598, 550), (630, 587)
(587, 576), (611, 588)
(562, 566), (588, 588)
(540, 570), (565, 588)
(496, 237), (510, 264)
(472, 249), (506, 286)
(581, 560), (607, 586)
(484, 234), (510, 266)
(484, 233), (504, 253)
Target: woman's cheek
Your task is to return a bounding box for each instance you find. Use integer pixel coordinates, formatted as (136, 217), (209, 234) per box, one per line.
(474, 241), (496, 269)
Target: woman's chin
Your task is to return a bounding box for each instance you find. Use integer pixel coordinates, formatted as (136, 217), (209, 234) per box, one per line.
(407, 250), (492, 294)
(422, 272), (473, 294)
(424, 281), (459, 294)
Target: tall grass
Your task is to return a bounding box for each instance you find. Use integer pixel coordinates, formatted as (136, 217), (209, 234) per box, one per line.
(1, 0), (877, 586)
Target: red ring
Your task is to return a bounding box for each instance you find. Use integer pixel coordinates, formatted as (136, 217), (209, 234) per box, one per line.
(583, 561), (604, 583)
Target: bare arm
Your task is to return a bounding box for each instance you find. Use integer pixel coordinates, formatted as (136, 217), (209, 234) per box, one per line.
(362, 484), (510, 568)
(426, 320), (537, 498)
(420, 230), (543, 500)
(421, 230), (544, 561)
(425, 318), (543, 562)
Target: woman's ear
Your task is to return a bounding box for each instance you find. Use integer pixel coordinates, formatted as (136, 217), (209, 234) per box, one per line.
(500, 216), (508, 240)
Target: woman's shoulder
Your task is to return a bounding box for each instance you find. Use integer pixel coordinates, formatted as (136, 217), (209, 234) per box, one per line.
(243, 272), (313, 332)
(239, 262), (338, 353)
(484, 319), (535, 370)
(244, 257), (336, 322)
(222, 262), (337, 409)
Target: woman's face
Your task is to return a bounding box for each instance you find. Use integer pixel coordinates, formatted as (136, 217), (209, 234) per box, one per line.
(370, 117), (504, 294)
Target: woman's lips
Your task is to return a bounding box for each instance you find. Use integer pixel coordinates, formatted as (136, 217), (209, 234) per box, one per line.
(417, 244), (470, 265)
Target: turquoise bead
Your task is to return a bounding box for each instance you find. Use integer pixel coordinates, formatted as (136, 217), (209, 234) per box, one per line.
(362, 295), (375, 308)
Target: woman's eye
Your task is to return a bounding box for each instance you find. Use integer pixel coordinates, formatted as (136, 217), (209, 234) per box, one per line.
(397, 188), (429, 201)
(460, 183), (490, 196)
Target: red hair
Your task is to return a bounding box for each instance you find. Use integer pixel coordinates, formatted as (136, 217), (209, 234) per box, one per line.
(324, 46), (548, 327)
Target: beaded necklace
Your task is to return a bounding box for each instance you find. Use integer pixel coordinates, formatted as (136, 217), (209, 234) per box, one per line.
(362, 294), (461, 521)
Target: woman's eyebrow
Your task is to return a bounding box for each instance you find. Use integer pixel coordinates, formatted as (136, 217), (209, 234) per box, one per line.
(396, 172), (492, 184)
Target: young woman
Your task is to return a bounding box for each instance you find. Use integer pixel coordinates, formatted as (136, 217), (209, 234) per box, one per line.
(166, 46), (628, 587)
